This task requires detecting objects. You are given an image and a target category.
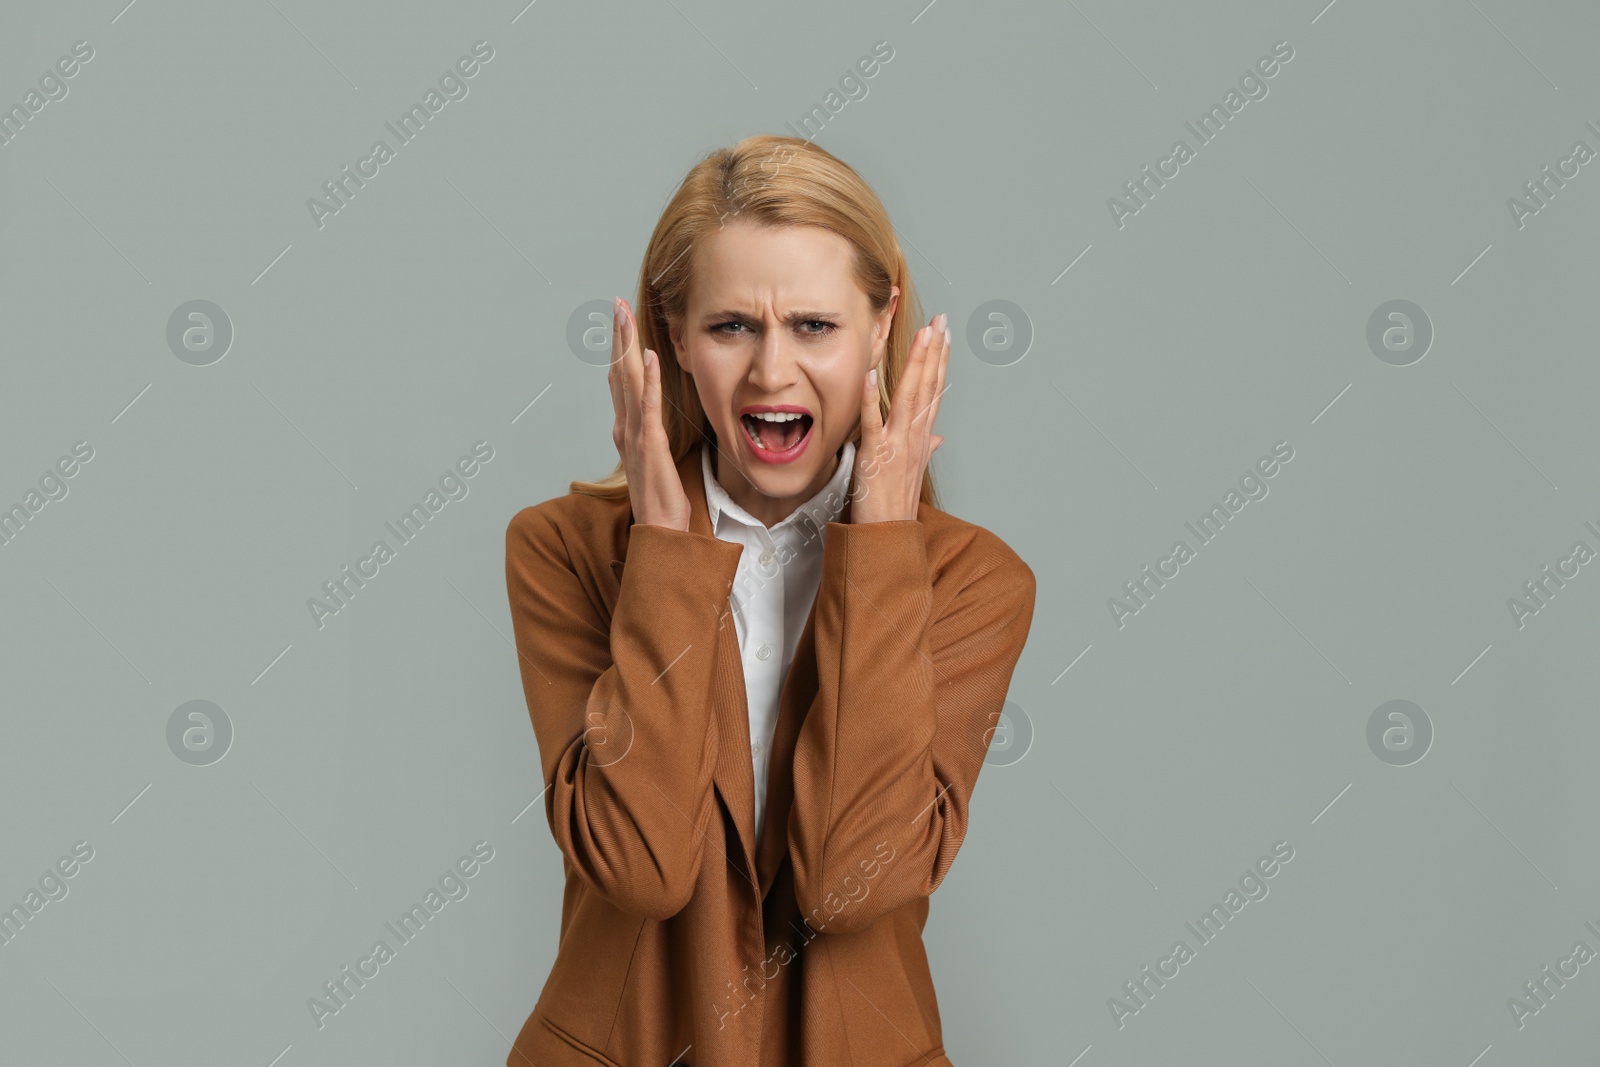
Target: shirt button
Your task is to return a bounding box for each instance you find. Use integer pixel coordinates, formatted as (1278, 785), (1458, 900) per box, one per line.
(756, 643), (772, 660)
(752, 741), (764, 755)
(758, 549), (775, 567)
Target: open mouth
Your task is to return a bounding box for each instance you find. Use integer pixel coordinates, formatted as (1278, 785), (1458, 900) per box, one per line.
(740, 411), (814, 455)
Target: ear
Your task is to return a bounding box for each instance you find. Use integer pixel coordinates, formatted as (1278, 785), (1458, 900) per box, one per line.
(667, 314), (692, 377)
(871, 285), (899, 369)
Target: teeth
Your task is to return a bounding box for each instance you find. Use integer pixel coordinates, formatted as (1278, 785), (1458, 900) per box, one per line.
(742, 411), (809, 451)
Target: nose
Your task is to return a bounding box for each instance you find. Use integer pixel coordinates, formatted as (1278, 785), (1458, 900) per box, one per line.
(747, 320), (800, 393)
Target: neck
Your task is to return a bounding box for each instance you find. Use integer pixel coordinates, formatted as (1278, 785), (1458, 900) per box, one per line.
(713, 445), (841, 529)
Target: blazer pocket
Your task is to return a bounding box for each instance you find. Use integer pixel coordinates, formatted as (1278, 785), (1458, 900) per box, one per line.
(539, 1014), (628, 1067)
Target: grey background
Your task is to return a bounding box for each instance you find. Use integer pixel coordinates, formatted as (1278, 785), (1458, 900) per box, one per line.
(2, 0), (1597, 1064)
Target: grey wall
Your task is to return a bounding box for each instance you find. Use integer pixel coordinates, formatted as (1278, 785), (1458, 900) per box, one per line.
(2, 0), (1597, 1064)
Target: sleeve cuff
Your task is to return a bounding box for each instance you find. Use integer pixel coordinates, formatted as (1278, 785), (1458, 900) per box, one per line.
(825, 519), (928, 583)
(618, 523), (745, 605)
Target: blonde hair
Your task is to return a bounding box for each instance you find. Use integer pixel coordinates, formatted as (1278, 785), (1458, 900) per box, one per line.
(570, 134), (939, 511)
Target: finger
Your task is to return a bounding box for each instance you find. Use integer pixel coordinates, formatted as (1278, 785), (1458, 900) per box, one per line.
(641, 348), (664, 441)
(931, 434), (945, 452)
(609, 298), (636, 399)
(619, 305), (645, 447)
(608, 299), (627, 429)
(907, 318), (942, 433)
(916, 315), (945, 420)
(892, 323), (931, 437)
(926, 319), (950, 432)
(608, 305), (629, 456)
(859, 365), (884, 459)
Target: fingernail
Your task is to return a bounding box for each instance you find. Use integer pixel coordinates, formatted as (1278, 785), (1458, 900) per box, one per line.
(933, 312), (947, 334)
(867, 367), (877, 388)
(644, 348), (656, 367)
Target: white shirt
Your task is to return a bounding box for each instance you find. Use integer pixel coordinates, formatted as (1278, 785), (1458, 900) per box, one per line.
(701, 437), (855, 842)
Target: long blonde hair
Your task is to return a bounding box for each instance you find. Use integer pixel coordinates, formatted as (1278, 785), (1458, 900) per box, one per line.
(570, 134), (939, 510)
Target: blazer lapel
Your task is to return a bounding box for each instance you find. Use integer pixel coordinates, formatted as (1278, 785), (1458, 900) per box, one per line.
(607, 441), (763, 886)
(756, 475), (853, 898)
(606, 438), (858, 901)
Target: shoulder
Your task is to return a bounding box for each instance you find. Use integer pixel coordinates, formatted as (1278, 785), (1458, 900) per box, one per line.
(915, 500), (1035, 602)
(505, 488), (631, 568)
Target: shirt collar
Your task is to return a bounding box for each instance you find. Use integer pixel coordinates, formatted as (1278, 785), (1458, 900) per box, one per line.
(701, 437), (855, 540)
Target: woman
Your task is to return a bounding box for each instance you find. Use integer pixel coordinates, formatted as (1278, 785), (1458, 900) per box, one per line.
(504, 135), (1036, 1067)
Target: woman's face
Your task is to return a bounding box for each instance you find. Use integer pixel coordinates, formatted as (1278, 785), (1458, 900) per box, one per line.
(669, 221), (897, 529)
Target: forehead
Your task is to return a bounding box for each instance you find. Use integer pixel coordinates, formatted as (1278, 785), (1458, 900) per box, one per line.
(686, 223), (865, 311)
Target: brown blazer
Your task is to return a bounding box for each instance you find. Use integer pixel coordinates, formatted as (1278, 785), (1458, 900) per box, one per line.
(503, 443), (1036, 1067)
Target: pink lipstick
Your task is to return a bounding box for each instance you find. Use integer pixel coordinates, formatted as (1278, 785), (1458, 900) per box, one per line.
(738, 404), (814, 464)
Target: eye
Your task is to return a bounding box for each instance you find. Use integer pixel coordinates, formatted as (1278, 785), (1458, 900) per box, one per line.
(710, 319), (838, 337)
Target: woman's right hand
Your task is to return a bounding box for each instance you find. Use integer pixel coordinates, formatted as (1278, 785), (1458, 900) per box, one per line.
(609, 297), (691, 532)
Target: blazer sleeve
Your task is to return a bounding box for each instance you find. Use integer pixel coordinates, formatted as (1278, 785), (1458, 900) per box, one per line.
(505, 505), (745, 920)
(787, 518), (1036, 935)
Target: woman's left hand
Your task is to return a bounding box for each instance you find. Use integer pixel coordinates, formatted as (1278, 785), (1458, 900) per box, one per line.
(851, 312), (949, 524)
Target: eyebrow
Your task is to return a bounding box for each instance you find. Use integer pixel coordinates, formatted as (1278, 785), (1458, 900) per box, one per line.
(701, 308), (840, 323)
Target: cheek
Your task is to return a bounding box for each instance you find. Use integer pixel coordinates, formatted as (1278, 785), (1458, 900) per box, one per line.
(813, 378), (864, 430)
(812, 352), (871, 411)
(693, 364), (741, 416)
